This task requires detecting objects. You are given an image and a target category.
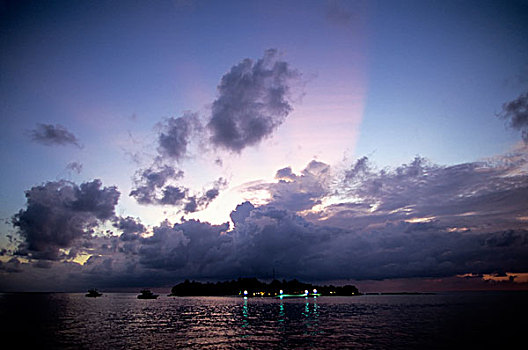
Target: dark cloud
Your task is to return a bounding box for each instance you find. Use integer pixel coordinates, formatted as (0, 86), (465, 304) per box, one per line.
(12, 179), (119, 260)
(484, 230), (525, 248)
(138, 219), (229, 272)
(29, 123), (81, 148)
(208, 49), (299, 152)
(113, 216), (146, 241)
(128, 51), (297, 215)
(183, 196), (198, 213)
(230, 201), (255, 226)
(158, 112), (202, 161)
(160, 186), (187, 205)
(0, 258), (22, 273)
(5, 150), (528, 290)
(4, 201), (528, 290)
(498, 91), (528, 143)
(344, 156), (369, 182)
(249, 160), (330, 212)
(119, 203), (528, 281)
(182, 177), (228, 213)
(33, 259), (53, 269)
(129, 165), (185, 205)
(334, 154), (528, 228)
(66, 161), (83, 174)
(71, 180), (120, 220)
(275, 166), (296, 181)
(130, 163), (226, 213)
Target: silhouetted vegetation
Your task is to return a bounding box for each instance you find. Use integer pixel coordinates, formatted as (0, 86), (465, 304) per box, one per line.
(169, 278), (360, 297)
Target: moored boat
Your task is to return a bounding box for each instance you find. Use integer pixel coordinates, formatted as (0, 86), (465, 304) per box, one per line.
(137, 289), (158, 299)
(85, 289), (103, 297)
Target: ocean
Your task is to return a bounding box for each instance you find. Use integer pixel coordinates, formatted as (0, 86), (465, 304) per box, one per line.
(1, 291), (525, 349)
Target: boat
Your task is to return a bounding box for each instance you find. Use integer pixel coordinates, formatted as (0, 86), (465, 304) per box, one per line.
(137, 289), (159, 299)
(85, 289), (103, 297)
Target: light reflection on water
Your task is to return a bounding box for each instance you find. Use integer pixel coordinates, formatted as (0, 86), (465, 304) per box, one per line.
(0, 292), (526, 349)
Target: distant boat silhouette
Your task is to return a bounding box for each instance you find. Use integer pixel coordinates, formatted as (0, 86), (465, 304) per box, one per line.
(137, 289), (158, 299)
(85, 289), (103, 297)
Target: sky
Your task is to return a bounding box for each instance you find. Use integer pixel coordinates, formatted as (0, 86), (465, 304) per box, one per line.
(1, 0), (528, 292)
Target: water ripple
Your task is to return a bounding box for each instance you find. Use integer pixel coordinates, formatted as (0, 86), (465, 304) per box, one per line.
(1, 292), (526, 349)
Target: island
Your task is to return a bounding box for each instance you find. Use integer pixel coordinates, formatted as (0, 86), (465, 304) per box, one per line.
(169, 278), (360, 297)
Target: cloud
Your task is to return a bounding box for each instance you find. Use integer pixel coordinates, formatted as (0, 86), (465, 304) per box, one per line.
(229, 201), (255, 226)
(235, 206), (524, 280)
(71, 180), (120, 220)
(96, 152), (522, 284)
(4, 147), (528, 290)
(12, 179), (120, 260)
(113, 216), (146, 241)
(157, 112), (202, 161)
(128, 51), (299, 214)
(344, 155), (369, 182)
(130, 163), (227, 213)
(138, 219), (230, 272)
(3, 202), (528, 291)
(182, 177), (227, 214)
(498, 91), (528, 143)
(331, 153), (528, 232)
(29, 123), (81, 148)
(5, 140), (528, 290)
(66, 161), (83, 174)
(160, 185), (187, 205)
(247, 160), (331, 212)
(116, 202), (528, 282)
(275, 166), (296, 181)
(129, 165), (185, 205)
(0, 258), (22, 273)
(207, 49), (299, 152)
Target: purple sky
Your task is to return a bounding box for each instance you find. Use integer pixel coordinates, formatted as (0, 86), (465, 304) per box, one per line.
(1, 0), (528, 292)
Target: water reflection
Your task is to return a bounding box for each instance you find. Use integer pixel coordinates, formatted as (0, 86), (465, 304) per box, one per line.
(278, 302), (285, 322)
(312, 300), (320, 335)
(301, 299), (321, 336)
(241, 299), (249, 329)
(2, 293), (523, 349)
(277, 301), (285, 334)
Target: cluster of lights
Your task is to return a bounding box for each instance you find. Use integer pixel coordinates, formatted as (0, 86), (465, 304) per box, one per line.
(242, 288), (321, 299)
(241, 289), (355, 297)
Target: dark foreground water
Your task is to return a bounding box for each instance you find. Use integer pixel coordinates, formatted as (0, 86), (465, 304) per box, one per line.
(1, 292), (526, 349)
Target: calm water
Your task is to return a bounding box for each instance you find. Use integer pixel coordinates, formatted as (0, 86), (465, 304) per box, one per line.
(1, 292), (526, 349)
